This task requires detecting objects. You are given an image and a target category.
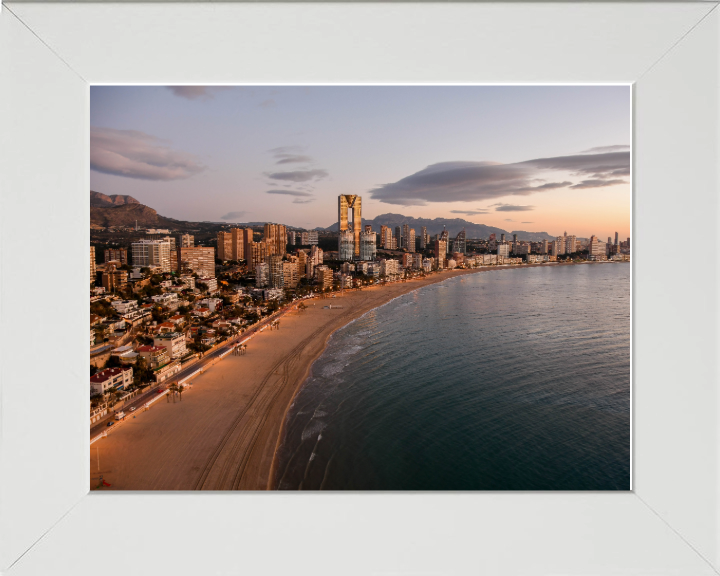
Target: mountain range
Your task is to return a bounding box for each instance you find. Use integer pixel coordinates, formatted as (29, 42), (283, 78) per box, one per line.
(320, 213), (556, 242)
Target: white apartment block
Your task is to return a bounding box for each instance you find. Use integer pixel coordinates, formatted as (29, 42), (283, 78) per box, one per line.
(90, 366), (134, 395)
(153, 332), (188, 359)
(111, 300), (138, 314)
(132, 240), (172, 273)
(497, 244), (510, 257)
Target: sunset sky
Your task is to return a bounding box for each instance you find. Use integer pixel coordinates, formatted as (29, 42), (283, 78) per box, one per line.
(90, 85), (631, 239)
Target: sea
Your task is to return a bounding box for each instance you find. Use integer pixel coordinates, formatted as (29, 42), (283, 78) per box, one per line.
(274, 263), (630, 490)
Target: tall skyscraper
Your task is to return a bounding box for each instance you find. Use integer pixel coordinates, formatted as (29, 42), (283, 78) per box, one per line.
(403, 225), (415, 253)
(263, 223), (288, 256)
(420, 226), (428, 249)
(435, 236), (447, 268)
(440, 229), (449, 254)
(555, 236), (566, 256)
(267, 255), (284, 288)
(395, 226), (402, 249)
(338, 195), (362, 258)
(380, 225), (393, 249)
(242, 228), (254, 263)
(217, 231), (232, 260)
(360, 230), (377, 261)
(500, 233), (505, 243)
(339, 230), (355, 261)
(614, 232), (619, 246)
(454, 229), (466, 254)
(565, 235), (577, 254)
(228, 228), (243, 261)
(247, 241), (267, 270)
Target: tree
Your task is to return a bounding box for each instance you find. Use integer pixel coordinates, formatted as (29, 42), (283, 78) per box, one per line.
(178, 384), (185, 401)
(168, 382), (179, 403)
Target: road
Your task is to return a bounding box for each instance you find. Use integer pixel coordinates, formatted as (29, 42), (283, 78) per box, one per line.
(89, 300), (307, 442)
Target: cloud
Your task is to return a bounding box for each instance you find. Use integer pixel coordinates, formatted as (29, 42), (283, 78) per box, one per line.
(521, 221), (534, 224)
(368, 152), (628, 205)
(493, 204), (535, 212)
(449, 209), (489, 216)
(221, 211), (247, 220)
(292, 198), (315, 204)
(265, 189), (314, 197)
(267, 146), (313, 165)
(259, 99), (276, 108)
(166, 86), (230, 100)
(276, 155), (313, 165)
(580, 145), (630, 154)
(90, 127), (206, 181)
(570, 179), (626, 189)
(504, 219), (515, 222)
(265, 169), (328, 183)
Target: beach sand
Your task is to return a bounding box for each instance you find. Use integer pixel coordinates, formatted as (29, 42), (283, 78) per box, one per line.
(90, 263), (589, 490)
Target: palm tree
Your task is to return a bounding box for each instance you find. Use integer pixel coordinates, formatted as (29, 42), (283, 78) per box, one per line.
(178, 384), (185, 401)
(168, 382), (179, 403)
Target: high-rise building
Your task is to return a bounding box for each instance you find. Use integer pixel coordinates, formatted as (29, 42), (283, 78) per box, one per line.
(489, 233), (496, 243)
(588, 235), (607, 257)
(412, 253), (423, 269)
(315, 265), (334, 290)
(359, 230), (377, 261)
(231, 228), (244, 261)
(339, 230), (355, 261)
(282, 260), (299, 288)
(435, 237), (447, 268)
(440, 229), (450, 254)
(267, 255), (284, 288)
(177, 246), (215, 277)
(247, 241), (267, 270)
(497, 243), (510, 257)
(614, 232), (619, 246)
(454, 229), (466, 254)
(608, 236), (612, 245)
(554, 236), (566, 256)
(104, 248), (128, 265)
(217, 231), (233, 260)
(296, 249), (308, 275)
(500, 234), (505, 243)
(380, 258), (399, 278)
(403, 226), (415, 253)
(420, 226), (428, 249)
(102, 262), (128, 292)
(365, 225), (372, 233)
(306, 245), (323, 279)
(565, 235), (577, 254)
(288, 231), (297, 247)
(241, 228), (254, 263)
(90, 246), (96, 285)
(395, 226), (402, 249)
(300, 231), (318, 245)
(180, 234), (194, 247)
(338, 195), (362, 258)
(513, 234), (517, 243)
(380, 225), (393, 249)
(263, 223), (288, 256)
(132, 240), (172, 272)
(256, 263), (269, 288)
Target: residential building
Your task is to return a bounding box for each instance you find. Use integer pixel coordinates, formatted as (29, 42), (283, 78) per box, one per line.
(401, 253), (413, 267)
(132, 240), (172, 272)
(454, 229), (466, 254)
(412, 253), (423, 269)
(263, 223), (288, 256)
(256, 262), (269, 287)
(405, 227), (416, 253)
(339, 229), (355, 261)
(242, 228), (255, 262)
(102, 263), (128, 292)
(180, 234), (194, 247)
(197, 277), (218, 293)
(178, 246), (215, 278)
(111, 300), (138, 314)
(315, 265), (334, 290)
(287, 231), (296, 247)
(264, 288), (284, 301)
(90, 366), (133, 395)
(497, 243), (510, 258)
(217, 231), (233, 260)
(296, 250), (308, 277)
(247, 241), (267, 270)
(420, 227), (428, 249)
(380, 225), (393, 249)
(90, 246), (96, 285)
(588, 235), (607, 257)
(565, 235), (577, 254)
(231, 228), (244, 261)
(300, 231), (318, 245)
(338, 194), (362, 258)
(268, 254), (285, 288)
(283, 260), (299, 288)
(395, 226), (402, 248)
(153, 332), (188, 359)
(380, 258), (399, 279)
(197, 297), (223, 313)
(422, 258), (433, 273)
(435, 237), (448, 268)
(359, 230), (377, 261)
(104, 248), (128, 265)
(151, 293), (179, 308)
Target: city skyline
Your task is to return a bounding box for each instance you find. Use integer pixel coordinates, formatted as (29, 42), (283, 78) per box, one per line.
(90, 85), (631, 239)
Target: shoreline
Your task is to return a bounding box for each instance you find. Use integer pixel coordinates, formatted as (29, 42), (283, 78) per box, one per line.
(91, 261), (622, 490)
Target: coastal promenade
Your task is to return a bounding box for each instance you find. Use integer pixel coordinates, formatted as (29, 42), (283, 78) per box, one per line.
(90, 263), (596, 490)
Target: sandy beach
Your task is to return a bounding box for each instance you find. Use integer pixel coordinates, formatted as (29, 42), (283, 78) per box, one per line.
(90, 262), (595, 490)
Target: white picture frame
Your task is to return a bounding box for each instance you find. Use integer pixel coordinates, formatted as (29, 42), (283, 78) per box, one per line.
(1, 2), (718, 574)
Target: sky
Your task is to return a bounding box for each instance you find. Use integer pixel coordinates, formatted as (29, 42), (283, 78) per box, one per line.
(90, 85), (631, 239)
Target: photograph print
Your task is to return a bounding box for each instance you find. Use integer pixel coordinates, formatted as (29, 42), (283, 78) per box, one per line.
(89, 85), (630, 491)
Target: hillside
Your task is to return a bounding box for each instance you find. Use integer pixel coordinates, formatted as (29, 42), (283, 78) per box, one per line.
(321, 213), (555, 242)
(90, 191), (141, 207)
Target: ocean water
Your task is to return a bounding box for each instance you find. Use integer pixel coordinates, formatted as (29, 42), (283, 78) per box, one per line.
(274, 263), (630, 490)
